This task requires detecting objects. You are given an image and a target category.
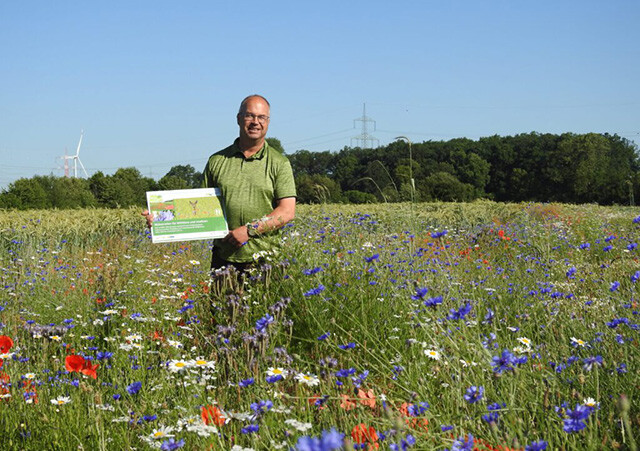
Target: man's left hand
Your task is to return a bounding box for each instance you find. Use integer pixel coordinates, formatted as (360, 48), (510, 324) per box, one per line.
(223, 226), (250, 248)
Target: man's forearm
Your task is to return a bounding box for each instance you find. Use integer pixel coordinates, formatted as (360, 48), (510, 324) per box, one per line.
(247, 198), (295, 236)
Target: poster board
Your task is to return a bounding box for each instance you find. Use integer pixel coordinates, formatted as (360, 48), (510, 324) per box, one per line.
(146, 188), (228, 243)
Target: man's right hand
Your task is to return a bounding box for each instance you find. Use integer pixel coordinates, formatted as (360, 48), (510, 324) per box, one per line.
(141, 210), (153, 229)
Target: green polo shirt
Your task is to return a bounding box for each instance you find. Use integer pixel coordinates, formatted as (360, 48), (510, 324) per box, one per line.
(202, 139), (296, 263)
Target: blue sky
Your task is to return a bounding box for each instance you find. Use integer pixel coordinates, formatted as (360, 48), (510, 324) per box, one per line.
(1, 1), (639, 188)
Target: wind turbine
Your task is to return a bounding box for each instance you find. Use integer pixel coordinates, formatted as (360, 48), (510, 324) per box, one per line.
(63, 131), (89, 178)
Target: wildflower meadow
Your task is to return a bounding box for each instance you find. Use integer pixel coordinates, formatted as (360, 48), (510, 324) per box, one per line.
(0, 201), (638, 450)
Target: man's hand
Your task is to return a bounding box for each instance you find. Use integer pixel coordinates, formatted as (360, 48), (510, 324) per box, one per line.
(223, 226), (250, 248)
(141, 210), (153, 229)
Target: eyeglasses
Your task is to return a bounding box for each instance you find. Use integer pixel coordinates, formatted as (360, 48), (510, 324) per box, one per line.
(241, 113), (270, 124)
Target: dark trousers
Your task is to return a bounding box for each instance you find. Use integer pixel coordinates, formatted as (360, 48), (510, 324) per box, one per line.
(210, 251), (254, 274)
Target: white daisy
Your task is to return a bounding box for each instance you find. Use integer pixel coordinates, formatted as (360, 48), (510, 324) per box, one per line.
(50, 396), (71, 405)
(99, 309), (119, 315)
(189, 358), (216, 369)
(517, 337), (532, 347)
(424, 349), (441, 360)
(583, 397), (599, 409)
(284, 418), (313, 432)
(149, 425), (175, 440)
(571, 337), (587, 347)
(295, 373), (320, 386)
(266, 367), (288, 379)
(168, 359), (192, 372)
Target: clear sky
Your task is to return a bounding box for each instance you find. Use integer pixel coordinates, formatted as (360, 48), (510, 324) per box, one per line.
(1, 1), (639, 188)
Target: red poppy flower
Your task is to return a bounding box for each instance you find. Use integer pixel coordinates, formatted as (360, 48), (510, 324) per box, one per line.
(0, 371), (10, 395)
(340, 394), (357, 411)
(64, 355), (99, 379)
(357, 389), (376, 409)
(65, 355), (85, 372)
(201, 405), (226, 426)
(351, 423), (379, 449)
(0, 335), (14, 354)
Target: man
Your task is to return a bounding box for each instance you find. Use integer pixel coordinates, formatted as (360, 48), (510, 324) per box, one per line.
(143, 95), (296, 272)
(202, 95), (296, 271)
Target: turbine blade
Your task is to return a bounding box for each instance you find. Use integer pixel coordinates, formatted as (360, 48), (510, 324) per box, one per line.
(77, 158), (89, 177)
(75, 130), (84, 156)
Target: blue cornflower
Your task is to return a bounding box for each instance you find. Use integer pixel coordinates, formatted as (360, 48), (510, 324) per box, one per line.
(406, 401), (429, 416)
(255, 314), (274, 332)
(447, 303), (472, 321)
(617, 363), (628, 374)
(143, 415), (157, 422)
(566, 267), (577, 278)
(627, 243), (637, 251)
(487, 402), (506, 411)
(582, 355), (603, 371)
(563, 404), (591, 433)
(295, 428), (344, 451)
(411, 287), (429, 300)
(603, 245), (613, 252)
(441, 425), (454, 432)
(610, 281), (620, 292)
(160, 438), (185, 451)
(607, 317), (629, 328)
(492, 349), (517, 374)
(633, 215), (640, 224)
(450, 433), (474, 451)
(482, 411), (499, 424)
(317, 332), (331, 340)
(303, 267), (323, 276)
(126, 381), (142, 395)
(351, 370), (369, 388)
(579, 242), (591, 250)
(338, 342), (356, 350)
(632, 271), (640, 283)
(463, 385), (484, 404)
(483, 308), (494, 324)
(266, 375), (283, 383)
(364, 254), (379, 263)
(525, 440), (548, 451)
(96, 351), (113, 360)
(241, 424), (259, 434)
(335, 368), (356, 378)
(424, 295), (443, 308)
(250, 399), (273, 415)
(304, 285), (325, 297)
(390, 433), (417, 451)
(431, 230), (447, 239)
(238, 378), (255, 388)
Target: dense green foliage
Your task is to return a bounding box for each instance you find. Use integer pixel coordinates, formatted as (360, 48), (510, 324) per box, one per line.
(1, 133), (638, 209)
(290, 132), (640, 205)
(0, 165), (202, 210)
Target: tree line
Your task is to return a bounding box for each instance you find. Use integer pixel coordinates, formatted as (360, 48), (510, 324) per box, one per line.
(291, 132), (639, 205)
(1, 132), (638, 209)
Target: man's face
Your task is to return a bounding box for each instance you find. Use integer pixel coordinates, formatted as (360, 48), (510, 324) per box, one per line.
(237, 97), (270, 142)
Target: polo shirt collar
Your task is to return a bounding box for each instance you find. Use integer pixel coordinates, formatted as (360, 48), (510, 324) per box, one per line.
(234, 139), (268, 160)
